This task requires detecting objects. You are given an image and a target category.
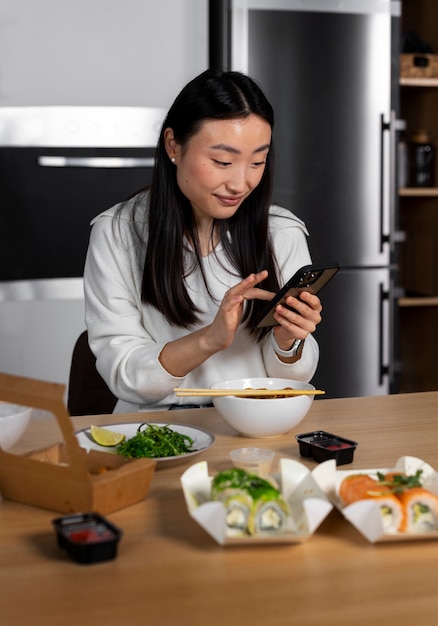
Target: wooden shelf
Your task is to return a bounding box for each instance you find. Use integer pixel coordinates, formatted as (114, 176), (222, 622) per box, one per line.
(399, 187), (438, 197)
(398, 0), (438, 394)
(400, 77), (438, 87)
(398, 296), (438, 307)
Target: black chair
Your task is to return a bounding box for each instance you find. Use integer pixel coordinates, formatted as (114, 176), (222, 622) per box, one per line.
(67, 331), (118, 416)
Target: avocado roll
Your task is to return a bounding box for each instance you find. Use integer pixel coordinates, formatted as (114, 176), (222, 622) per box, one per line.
(218, 492), (253, 533)
(249, 494), (291, 535)
(211, 468), (290, 536)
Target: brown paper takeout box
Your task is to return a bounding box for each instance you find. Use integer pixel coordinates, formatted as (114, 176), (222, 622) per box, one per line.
(0, 373), (156, 514)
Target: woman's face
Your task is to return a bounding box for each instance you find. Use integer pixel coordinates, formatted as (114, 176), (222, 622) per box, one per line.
(165, 115), (271, 225)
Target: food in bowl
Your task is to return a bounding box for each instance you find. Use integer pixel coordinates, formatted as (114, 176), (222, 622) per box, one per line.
(211, 377), (315, 438)
(211, 467), (291, 536)
(0, 403), (32, 451)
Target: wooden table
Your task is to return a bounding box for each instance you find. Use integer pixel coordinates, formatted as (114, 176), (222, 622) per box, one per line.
(1, 391), (438, 626)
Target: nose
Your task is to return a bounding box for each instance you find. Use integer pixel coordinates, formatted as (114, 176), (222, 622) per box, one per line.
(225, 166), (249, 194)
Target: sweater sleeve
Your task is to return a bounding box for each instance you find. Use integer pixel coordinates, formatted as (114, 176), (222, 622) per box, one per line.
(84, 211), (187, 408)
(261, 332), (319, 381)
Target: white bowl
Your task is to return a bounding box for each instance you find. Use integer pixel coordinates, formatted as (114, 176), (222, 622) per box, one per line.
(0, 403), (32, 451)
(211, 377), (315, 438)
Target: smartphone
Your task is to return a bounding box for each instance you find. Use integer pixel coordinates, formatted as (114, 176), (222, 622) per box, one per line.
(254, 262), (339, 328)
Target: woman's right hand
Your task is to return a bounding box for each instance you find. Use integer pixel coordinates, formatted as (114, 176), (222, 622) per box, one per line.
(158, 270), (273, 377)
(205, 270), (273, 352)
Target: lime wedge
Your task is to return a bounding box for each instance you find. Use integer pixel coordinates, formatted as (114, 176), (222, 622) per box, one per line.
(90, 425), (126, 447)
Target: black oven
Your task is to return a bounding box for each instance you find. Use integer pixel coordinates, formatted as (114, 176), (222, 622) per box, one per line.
(0, 107), (165, 296)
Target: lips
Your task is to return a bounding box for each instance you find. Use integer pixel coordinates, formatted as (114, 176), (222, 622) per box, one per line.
(215, 194), (244, 207)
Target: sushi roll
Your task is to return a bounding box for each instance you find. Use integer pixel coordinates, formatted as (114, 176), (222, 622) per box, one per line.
(378, 470), (423, 493)
(212, 468), (255, 535)
(398, 487), (438, 533)
(248, 492), (291, 535)
(211, 468), (248, 495)
(211, 468), (290, 536)
(339, 474), (404, 532)
(216, 491), (253, 534)
(364, 492), (405, 533)
(339, 474), (388, 505)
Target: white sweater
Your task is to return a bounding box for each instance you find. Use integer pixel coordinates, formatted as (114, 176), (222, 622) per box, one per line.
(84, 198), (319, 413)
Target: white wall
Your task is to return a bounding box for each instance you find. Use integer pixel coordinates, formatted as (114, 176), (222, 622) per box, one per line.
(0, 0), (208, 108)
(0, 0), (208, 390)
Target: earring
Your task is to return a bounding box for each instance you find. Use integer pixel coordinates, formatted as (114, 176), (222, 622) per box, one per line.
(171, 157), (176, 164)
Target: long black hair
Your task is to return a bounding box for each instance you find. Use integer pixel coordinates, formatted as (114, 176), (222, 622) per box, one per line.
(125, 68), (281, 339)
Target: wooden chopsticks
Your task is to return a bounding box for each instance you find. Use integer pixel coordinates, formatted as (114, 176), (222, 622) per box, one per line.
(173, 387), (325, 398)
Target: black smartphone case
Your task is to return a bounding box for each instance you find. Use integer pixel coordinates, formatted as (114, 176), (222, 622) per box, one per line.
(254, 262), (339, 328)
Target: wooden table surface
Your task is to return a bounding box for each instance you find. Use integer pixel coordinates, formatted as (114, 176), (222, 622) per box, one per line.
(1, 391), (438, 626)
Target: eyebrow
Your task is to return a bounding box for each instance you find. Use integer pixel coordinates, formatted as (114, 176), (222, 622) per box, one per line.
(209, 143), (271, 155)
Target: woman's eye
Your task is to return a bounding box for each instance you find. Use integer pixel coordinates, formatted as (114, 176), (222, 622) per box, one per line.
(213, 159), (231, 167)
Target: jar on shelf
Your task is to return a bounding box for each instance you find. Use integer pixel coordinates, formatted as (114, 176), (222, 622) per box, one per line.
(408, 129), (436, 187)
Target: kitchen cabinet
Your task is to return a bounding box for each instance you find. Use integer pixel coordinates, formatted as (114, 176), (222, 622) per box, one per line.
(398, 0), (438, 391)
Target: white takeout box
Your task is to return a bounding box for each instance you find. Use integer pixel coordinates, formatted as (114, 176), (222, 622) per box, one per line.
(312, 455), (438, 543)
(180, 458), (333, 545)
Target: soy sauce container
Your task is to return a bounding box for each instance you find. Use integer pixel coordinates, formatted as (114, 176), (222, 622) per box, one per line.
(296, 430), (358, 465)
(52, 512), (123, 564)
(409, 129), (435, 187)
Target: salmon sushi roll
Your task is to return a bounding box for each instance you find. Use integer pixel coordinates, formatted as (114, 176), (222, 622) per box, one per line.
(339, 474), (388, 506)
(398, 487), (438, 533)
(339, 474), (404, 532)
(379, 470), (422, 493)
(364, 492), (405, 533)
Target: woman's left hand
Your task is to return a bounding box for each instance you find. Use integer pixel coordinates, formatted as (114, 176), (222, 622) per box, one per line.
(272, 290), (322, 351)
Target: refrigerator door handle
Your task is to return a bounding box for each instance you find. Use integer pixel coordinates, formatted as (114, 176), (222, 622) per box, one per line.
(379, 283), (390, 386)
(380, 114), (390, 253)
(389, 114), (407, 254)
(381, 112), (403, 256)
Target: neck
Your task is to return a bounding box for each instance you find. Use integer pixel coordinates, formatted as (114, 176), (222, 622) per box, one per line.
(192, 219), (218, 257)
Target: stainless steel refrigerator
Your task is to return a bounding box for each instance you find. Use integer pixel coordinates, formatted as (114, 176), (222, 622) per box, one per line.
(210, 0), (402, 398)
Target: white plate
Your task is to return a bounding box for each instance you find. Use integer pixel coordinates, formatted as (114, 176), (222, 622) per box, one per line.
(75, 422), (215, 467)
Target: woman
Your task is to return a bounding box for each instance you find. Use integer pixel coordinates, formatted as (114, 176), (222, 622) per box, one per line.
(84, 68), (322, 413)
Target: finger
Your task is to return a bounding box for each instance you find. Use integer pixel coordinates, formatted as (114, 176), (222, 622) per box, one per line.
(285, 294), (322, 315)
(275, 298), (321, 328)
(243, 287), (275, 302)
(229, 270), (268, 297)
(296, 291), (322, 311)
(274, 310), (318, 337)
